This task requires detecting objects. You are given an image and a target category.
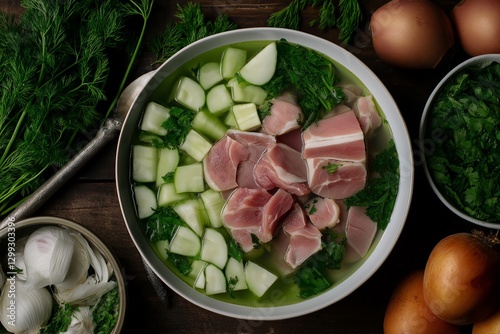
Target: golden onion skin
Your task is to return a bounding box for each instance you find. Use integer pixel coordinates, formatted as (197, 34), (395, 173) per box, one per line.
(370, 0), (454, 69)
(423, 233), (500, 325)
(452, 0), (500, 56)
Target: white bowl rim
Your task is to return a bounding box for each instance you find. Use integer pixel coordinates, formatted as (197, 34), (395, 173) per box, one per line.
(419, 54), (500, 230)
(116, 27), (414, 320)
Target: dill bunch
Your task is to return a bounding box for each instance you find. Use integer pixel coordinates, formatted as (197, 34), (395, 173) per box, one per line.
(0, 0), (154, 218)
(268, 0), (362, 44)
(150, 3), (238, 66)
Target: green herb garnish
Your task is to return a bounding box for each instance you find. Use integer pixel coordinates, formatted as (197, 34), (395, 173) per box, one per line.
(93, 286), (120, 334)
(267, 0), (362, 44)
(145, 206), (183, 242)
(161, 106), (196, 149)
(322, 162), (342, 174)
(228, 239), (244, 262)
(40, 303), (77, 334)
(169, 253), (192, 275)
(295, 232), (345, 298)
(345, 140), (399, 230)
(425, 61), (500, 223)
(263, 40), (345, 129)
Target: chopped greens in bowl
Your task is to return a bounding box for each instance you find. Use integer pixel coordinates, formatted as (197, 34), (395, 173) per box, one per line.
(420, 54), (500, 229)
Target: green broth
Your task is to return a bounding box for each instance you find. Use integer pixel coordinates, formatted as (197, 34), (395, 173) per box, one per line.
(132, 40), (394, 307)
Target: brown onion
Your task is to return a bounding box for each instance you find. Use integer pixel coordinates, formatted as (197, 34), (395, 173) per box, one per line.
(384, 270), (461, 334)
(472, 307), (500, 334)
(451, 0), (500, 56)
(370, 0), (454, 69)
(423, 232), (500, 325)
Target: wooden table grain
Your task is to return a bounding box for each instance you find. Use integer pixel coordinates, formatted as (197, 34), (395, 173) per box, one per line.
(2, 0), (481, 333)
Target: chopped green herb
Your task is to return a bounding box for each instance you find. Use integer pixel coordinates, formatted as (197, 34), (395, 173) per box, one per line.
(425, 61), (500, 223)
(161, 106), (196, 148)
(93, 286), (120, 334)
(162, 171), (175, 183)
(295, 232), (345, 298)
(345, 140), (399, 230)
(267, 0), (362, 44)
(145, 206), (183, 242)
(228, 239), (244, 262)
(322, 162), (342, 174)
(40, 303), (76, 334)
(262, 40), (345, 129)
(228, 276), (239, 298)
(169, 253), (192, 275)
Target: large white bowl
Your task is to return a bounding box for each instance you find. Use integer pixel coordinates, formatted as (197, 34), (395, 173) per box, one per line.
(115, 28), (414, 320)
(419, 54), (500, 230)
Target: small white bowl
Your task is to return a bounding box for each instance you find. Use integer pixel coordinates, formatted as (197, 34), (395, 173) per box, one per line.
(0, 216), (127, 333)
(116, 28), (414, 320)
(419, 54), (500, 230)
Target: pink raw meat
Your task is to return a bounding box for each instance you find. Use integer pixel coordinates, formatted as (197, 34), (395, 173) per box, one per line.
(254, 143), (310, 196)
(306, 158), (367, 199)
(203, 135), (249, 191)
(305, 197), (340, 230)
(302, 109), (366, 162)
(226, 130), (276, 189)
(343, 206), (377, 263)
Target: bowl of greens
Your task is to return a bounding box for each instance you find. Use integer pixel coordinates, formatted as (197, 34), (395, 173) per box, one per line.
(116, 27), (414, 319)
(0, 216), (126, 333)
(420, 54), (500, 230)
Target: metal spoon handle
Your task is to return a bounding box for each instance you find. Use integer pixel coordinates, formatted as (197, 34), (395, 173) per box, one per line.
(0, 117), (122, 229)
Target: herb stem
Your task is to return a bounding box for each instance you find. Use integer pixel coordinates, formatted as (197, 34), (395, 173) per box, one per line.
(0, 110), (27, 167)
(104, 0), (154, 121)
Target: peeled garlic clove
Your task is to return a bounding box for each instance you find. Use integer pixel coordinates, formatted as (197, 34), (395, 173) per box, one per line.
(55, 233), (90, 291)
(0, 279), (52, 334)
(24, 226), (75, 289)
(60, 306), (95, 334)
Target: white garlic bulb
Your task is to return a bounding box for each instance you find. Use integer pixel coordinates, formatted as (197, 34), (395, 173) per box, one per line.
(55, 233), (90, 291)
(0, 279), (52, 334)
(24, 226), (75, 289)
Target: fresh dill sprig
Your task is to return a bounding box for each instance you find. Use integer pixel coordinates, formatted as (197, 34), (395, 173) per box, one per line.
(267, 0), (362, 44)
(150, 3), (238, 66)
(0, 0), (154, 218)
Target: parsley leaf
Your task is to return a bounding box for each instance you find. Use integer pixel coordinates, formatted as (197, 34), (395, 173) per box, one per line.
(228, 239), (244, 262)
(161, 106), (195, 148)
(295, 232), (345, 298)
(345, 140), (399, 230)
(144, 206), (183, 242)
(322, 162), (342, 174)
(93, 286), (120, 334)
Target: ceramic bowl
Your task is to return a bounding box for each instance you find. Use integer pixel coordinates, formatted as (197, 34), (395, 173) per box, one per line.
(116, 28), (414, 320)
(0, 216), (126, 333)
(419, 54), (500, 230)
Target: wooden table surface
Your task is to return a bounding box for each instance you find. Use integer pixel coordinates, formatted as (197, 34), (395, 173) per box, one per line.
(1, 0), (489, 333)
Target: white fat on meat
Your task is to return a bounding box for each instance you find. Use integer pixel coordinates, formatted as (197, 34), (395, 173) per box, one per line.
(306, 158), (367, 199)
(262, 94), (304, 136)
(226, 130), (276, 189)
(343, 206), (377, 263)
(302, 109), (366, 162)
(340, 83), (363, 107)
(352, 95), (382, 136)
(254, 143), (310, 196)
(305, 197), (340, 230)
(203, 135), (249, 191)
